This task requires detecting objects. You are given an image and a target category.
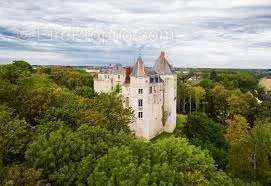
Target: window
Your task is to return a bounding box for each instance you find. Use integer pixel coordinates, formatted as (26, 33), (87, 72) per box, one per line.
(138, 112), (143, 119)
(118, 74), (121, 79)
(150, 77), (154, 83)
(138, 89), (143, 94)
(125, 97), (129, 107)
(138, 99), (143, 107)
(149, 87), (152, 94)
(155, 76), (159, 83)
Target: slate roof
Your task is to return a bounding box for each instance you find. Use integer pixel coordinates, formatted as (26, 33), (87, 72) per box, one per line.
(131, 56), (146, 77)
(144, 67), (158, 76)
(153, 51), (175, 75)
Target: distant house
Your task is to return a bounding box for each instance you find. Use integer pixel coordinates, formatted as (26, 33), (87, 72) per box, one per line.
(94, 52), (177, 140)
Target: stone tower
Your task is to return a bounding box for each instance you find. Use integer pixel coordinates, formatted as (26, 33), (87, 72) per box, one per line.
(153, 51), (177, 132)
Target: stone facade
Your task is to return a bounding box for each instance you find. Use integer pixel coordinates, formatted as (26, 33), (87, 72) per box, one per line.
(94, 52), (177, 139)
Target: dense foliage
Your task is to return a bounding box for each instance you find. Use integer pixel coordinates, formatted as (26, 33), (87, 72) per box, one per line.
(182, 112), (229, 169)
(90, 137), (234, 185)
(0, 62), (270, 185)
(176, 69), (271, 185)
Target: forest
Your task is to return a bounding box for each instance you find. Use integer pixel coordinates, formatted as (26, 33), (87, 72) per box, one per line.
(0, 61), (270, 185)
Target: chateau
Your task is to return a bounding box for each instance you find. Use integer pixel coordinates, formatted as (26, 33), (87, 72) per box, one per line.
(94, 52), (177, 139)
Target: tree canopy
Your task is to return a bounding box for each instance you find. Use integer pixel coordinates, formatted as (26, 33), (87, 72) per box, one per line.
(89, 137), (235, 185)
(0, 61), (269, 185)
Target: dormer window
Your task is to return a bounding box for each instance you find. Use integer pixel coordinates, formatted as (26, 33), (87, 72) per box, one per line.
(150, 77), (154, 83)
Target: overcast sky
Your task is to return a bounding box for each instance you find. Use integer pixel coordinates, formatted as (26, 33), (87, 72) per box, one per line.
(0, 0), (271, 68)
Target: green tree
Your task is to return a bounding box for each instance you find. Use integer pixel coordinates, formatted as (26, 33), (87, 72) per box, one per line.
(182, 112), (229, 169)
(2, 165), (41, 186)
(199, 78), (213, 89)
(215, 71), (258, 92)
(207, 84), (257, 123)
(177, 83), (192, 114)
(0, 105), (31, 164)
(47, 67), (94, 98)
(230, 123), (271, 185)
(74, 86), (95, 98)
(26, 125), (132, 185)
(0, 61), (32, 84)
(89, 137), (234, 185)
(225, 115), (249, 144)
(208, 84), (230, 122)
(256, 99), (271, 121)
(12, 60), (33, 72)
(193, 86), (205, 111)
(210, 69), (218, 81)
(87, 93), (133, 133)
(227, 91), (250, 117)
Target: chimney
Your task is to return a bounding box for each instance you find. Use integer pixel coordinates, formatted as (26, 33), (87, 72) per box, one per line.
(125, 67), (132, 83)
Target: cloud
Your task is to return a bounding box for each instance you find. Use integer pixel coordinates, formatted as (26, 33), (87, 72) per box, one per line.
(0, 0), (271, 68)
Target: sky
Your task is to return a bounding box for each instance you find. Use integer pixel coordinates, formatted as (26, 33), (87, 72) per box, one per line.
(0, 0), (271, 68)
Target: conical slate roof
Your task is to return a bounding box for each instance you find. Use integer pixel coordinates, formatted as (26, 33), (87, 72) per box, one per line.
(153, 51), (174, 75)
(131, 56), (145, 77)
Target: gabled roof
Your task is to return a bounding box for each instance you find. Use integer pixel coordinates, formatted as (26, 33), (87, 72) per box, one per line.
(153, 51), (175, 75)
(131, 56), (146, 77)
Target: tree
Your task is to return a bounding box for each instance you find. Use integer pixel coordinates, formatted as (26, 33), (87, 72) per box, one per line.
(208, 84), (230, 122)
(210, 69), (218, 81)
(47, 67), (94, 97)
(87, 93), (134, 133)
(199, 78), (213, 89)
(0, 61), (33, 84)
(229, 123), (271, 185)
(2, 165), (41, 186)
(0, 105), (31, 164)
(214, 71), (258, 93)
(74, 86), (95, 98)
(182, 112), (229, 169)
(227, 91), (250, 117)
(12, 60), (33, 72)
(26, 125), (132, 185)
(89, 137), (234, 185)
(0, 71), (61, 126)
(193, 86), (205, 111)
(256, 99), (271, 121)
(177, 83), (192, 114)
(207, 84), (257, 123)
(225, 115), (249, 144)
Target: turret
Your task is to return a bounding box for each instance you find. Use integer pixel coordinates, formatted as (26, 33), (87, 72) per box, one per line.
(153, 51), (176, 133)
(131, 56), (146, 77)
(153, 51), (175, 75)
